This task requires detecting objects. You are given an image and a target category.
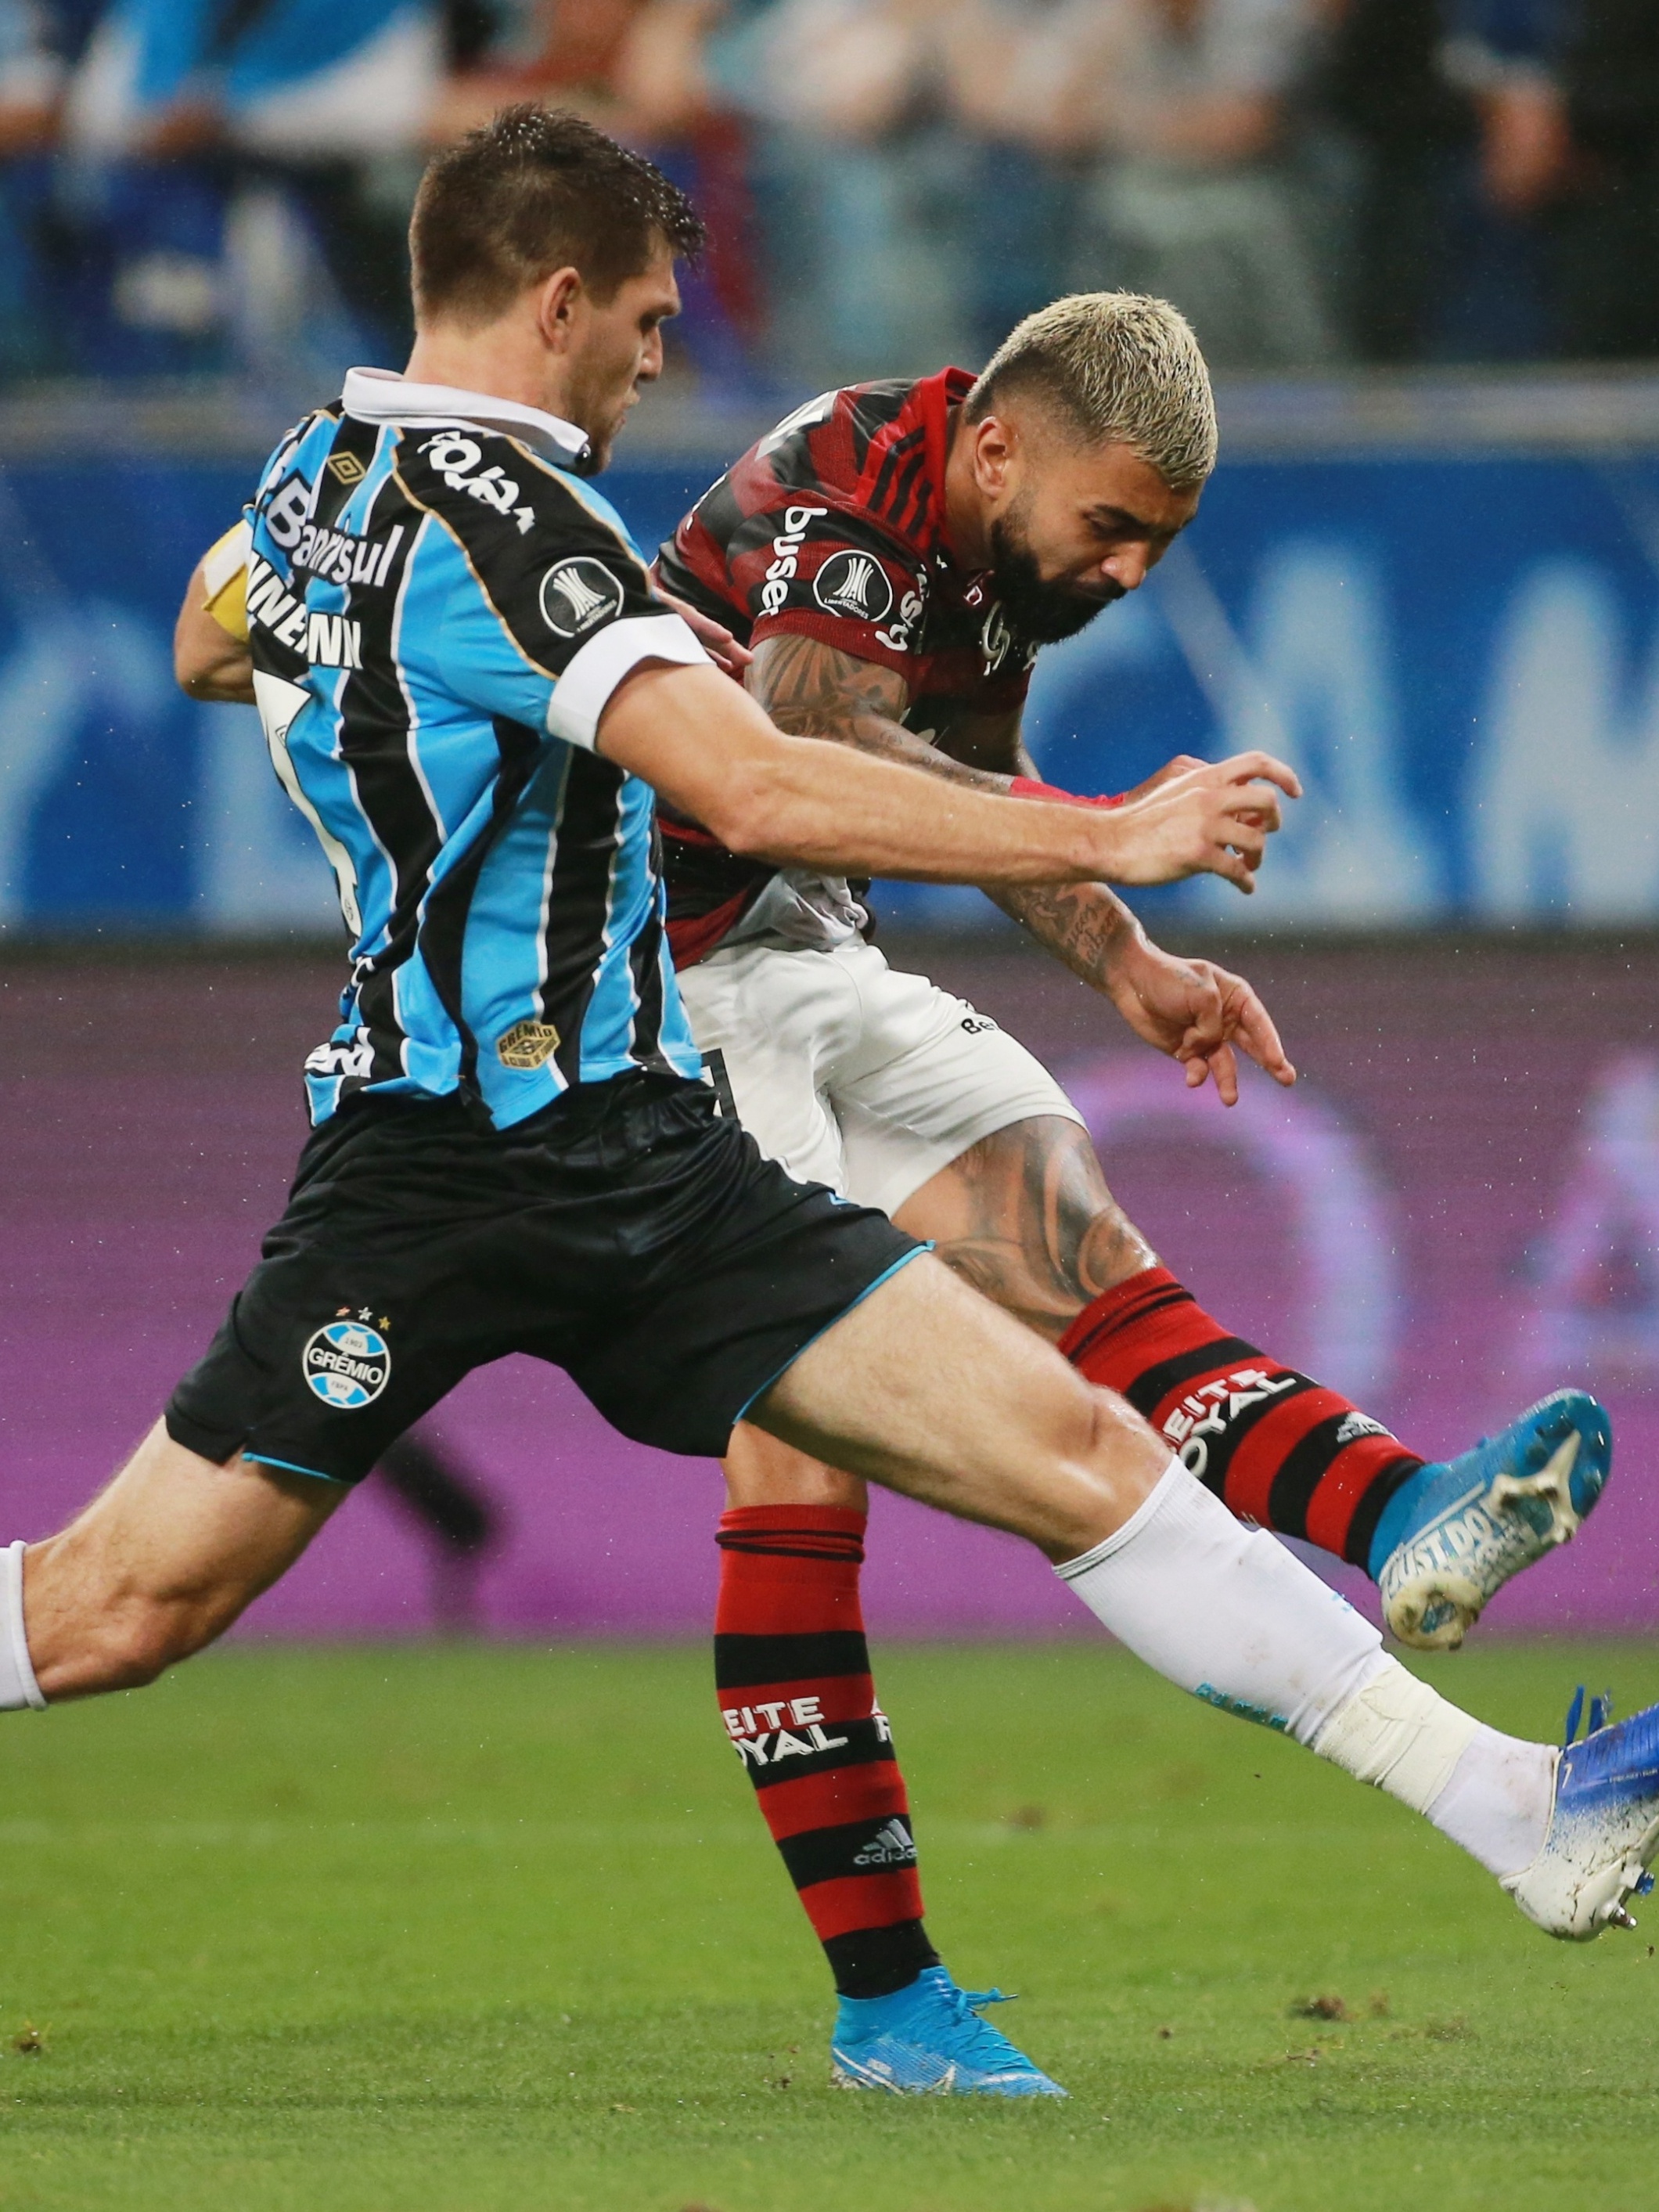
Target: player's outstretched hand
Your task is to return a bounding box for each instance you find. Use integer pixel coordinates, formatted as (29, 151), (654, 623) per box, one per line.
(1096, 751), (1300, 892)
(1106, 936), (1296, 1105)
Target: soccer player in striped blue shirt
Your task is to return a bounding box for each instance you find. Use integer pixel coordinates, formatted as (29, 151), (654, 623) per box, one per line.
(14, 108), (1659, 2103)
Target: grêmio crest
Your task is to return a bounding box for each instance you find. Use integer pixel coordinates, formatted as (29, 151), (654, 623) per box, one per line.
(498, 1018), (561, 1070)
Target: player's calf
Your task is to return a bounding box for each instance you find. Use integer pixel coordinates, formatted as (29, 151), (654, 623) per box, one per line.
(714, 1496), (940, 2001)
(1061, 1267), (1611, 1643)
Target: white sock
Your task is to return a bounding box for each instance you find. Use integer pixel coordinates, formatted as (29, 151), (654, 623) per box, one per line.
(0, 1541), (45, 1711)
(1423, 1726), (1555, 1879)
(1056, 1462), (1553, 1875)
(1055, 1461), (1384, 1743)
(1312, 1653), (1553, 1876)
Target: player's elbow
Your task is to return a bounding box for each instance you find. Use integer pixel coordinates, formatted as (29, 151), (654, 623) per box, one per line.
(176, 652), (256, 706)
(176, 662), (221, 703)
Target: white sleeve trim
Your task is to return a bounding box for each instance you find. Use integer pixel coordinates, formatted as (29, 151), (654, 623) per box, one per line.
(545, 610), (711, 751)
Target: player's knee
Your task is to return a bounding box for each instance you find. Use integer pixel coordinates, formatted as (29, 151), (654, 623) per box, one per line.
(1062, 1381), (1172, 1537)
(723, 1423), (864, 1510)
(1075, 1198), (1157, 1295)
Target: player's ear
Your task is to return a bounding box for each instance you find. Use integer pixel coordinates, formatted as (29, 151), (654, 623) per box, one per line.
(970, 412), (1017, 498)
(534, 265), (585, 354)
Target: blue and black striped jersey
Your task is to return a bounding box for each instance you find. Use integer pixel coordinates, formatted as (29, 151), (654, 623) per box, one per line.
(246, 369), (709, 1130)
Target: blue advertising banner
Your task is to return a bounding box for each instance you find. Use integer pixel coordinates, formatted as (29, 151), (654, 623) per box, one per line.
(1, 448), (1656, 933)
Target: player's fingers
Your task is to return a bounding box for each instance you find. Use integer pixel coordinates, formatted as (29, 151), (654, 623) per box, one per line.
(1222, 786), (1283, 837)
(1179, 987), (1227, 1059)
(1233, 995), (1297, 1086)
(1182, 1053), (1211, 1090)
(1211, 848), (1256, 894)
(1207, 1043), (1240, 1106)
(1215, 749), (1302, 800)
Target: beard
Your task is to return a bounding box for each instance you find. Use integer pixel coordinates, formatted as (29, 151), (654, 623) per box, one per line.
(987, 513), (1125, 645)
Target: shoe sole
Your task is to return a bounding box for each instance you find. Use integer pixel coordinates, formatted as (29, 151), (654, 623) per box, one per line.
(1384, 1432), (1585, 1652)
(1506, 1808), (1659, 1941)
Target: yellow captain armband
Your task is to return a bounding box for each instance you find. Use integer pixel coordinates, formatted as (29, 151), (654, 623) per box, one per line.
(201, 517), (253, 642)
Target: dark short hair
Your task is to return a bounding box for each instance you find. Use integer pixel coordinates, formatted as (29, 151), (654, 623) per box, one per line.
(411, 105), (706, 326)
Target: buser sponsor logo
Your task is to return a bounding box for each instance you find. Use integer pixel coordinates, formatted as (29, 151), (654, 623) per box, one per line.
(497, 1018), (561, 1070)
(875, 579), (925, 655)
(759, 506), (829, 617)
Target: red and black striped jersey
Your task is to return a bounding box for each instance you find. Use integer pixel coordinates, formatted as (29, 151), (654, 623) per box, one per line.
(654, 369), (1038, 964)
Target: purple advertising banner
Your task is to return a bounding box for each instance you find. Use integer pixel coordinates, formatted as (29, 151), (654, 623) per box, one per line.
(1, 938), (1655, 1641)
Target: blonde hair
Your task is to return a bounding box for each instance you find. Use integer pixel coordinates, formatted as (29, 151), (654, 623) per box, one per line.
(966, 293), (1218, 492)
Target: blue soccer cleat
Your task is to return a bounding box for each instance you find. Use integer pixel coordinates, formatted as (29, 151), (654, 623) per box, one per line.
(1505, 1688), (1659, 1941)
(1370, 1389), (1611, 1651)
(831, 1966), (1068, 2097)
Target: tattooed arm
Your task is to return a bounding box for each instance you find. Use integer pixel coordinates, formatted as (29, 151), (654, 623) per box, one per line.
(748, 632), (1019, 791)
(751, 636), (1161, 995)
(748, 631), (1295, 1101)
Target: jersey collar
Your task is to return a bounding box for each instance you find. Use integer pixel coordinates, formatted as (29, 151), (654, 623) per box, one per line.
(914, 364), (976, 556)
(341, 367), (593, 472)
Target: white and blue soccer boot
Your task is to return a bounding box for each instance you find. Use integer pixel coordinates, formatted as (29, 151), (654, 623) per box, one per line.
(1505, 1688), (1659, 1941)
(831, 1967), (1067, 2097)
(1369, 1389), (1611, 1651)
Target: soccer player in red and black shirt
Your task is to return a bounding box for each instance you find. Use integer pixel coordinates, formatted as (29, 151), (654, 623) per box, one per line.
(656, 294), (1612, 2075)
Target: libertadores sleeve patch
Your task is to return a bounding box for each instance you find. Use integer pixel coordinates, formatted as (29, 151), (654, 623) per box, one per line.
(392, 425), (709, 746)
(393, 427), (657, 675)
(725, 499), (928, 673)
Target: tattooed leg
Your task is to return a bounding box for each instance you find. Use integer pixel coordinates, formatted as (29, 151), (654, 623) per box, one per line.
(891, 1115), (1155, 1341)
(894, 1114), (1424, 1568)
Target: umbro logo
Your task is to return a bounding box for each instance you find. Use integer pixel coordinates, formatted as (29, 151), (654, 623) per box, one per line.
(852, 1818), (917, 1868)
(540, 557), (625, 638)
(814, 547), (894, 624)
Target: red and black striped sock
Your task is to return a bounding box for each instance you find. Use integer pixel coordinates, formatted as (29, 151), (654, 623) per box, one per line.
(714, 1504), (939, 1998)
(1061, 1266), (1423, 1569)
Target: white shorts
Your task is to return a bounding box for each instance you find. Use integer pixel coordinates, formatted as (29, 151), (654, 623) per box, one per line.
(675, 937), (1084, 1219)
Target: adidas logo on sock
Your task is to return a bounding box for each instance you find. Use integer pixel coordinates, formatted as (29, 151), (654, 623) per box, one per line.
(1336, 1411), (1393, 1446)
(853, 1818), (917, 1868)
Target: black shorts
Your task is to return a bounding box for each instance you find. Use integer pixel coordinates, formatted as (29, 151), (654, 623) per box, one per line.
(165, 1072), (921, 1484)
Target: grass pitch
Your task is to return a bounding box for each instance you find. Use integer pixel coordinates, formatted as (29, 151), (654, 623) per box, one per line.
(2, 1641), (1657, 2212)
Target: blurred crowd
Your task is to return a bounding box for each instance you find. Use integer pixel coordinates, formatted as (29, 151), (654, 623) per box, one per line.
(1, 0), (1656, 392)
